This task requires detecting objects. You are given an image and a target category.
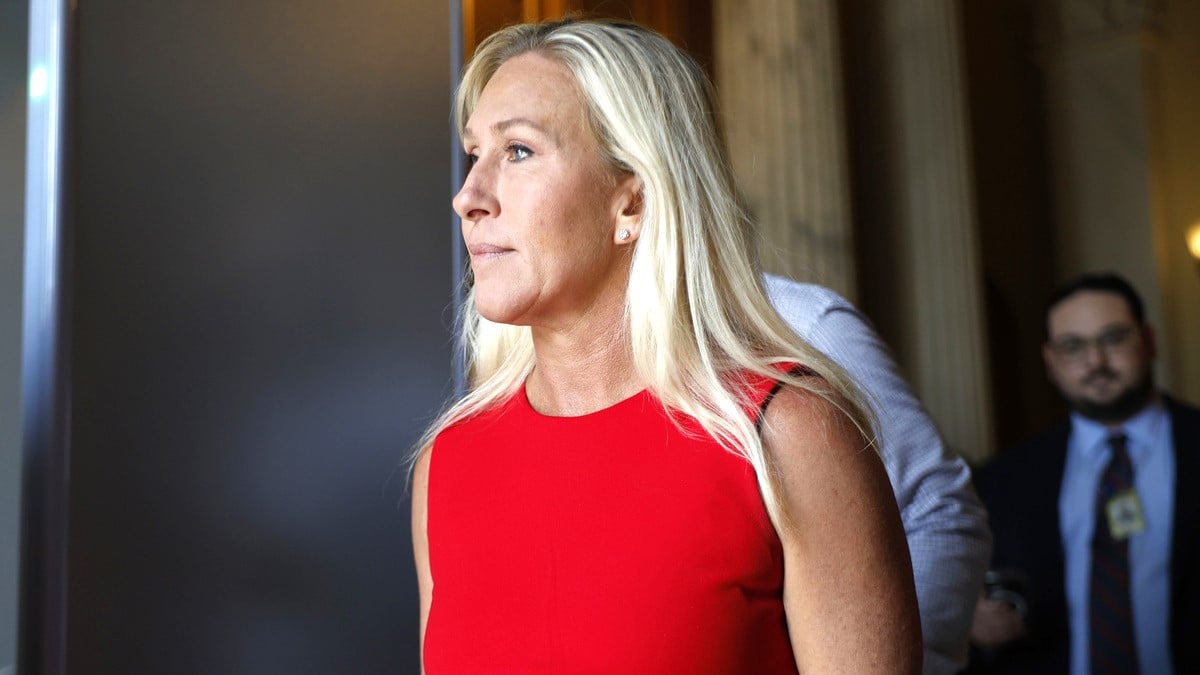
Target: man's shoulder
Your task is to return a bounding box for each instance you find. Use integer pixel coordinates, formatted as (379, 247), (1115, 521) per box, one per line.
(762, 274), (861, 340)
(970, 425), (1070, 524)
(976, 424), (1069, 487)
(762, 275), (848, 314)
(1164, 396), (1200, 470)
(1165, 394), (1200, 425)
(1013, 422), (1071, 450)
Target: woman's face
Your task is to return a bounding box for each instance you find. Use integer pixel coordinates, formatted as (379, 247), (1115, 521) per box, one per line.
(453, 53), (640, 329)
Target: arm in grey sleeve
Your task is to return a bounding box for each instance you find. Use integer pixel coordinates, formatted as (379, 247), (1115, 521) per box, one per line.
(766, 278), (992, 675)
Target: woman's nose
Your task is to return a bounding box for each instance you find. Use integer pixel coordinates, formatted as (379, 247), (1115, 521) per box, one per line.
(453, 164), (498, 222)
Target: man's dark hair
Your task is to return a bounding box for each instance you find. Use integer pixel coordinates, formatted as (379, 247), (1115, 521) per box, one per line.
(1045, 272), (1145, 338)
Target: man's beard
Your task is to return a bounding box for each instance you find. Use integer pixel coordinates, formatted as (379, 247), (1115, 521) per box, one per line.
(1068, 367), (1156, 424)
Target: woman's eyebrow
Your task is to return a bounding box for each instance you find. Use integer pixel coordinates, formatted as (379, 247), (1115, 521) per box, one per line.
(491, 116), (550, 135)
(463, 116), (558, 144)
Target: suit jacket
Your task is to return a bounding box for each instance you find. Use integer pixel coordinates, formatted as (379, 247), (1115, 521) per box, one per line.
(970, 395), (1200, 674)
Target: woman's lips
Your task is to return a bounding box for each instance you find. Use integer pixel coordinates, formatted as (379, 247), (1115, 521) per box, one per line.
(468, 243), (513, 261)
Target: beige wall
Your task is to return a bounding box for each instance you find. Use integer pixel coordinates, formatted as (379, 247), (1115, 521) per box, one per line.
(1150, 0), (1200, 404)
(1043, 34), (1161, 316)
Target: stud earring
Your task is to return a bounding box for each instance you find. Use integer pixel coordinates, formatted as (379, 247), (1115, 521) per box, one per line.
(618, 228), (632, 241)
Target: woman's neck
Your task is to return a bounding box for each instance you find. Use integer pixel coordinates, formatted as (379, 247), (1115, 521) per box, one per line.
(525, 318), (641, 417)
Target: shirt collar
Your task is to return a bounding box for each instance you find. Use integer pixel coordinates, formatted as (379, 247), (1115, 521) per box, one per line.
(1068, 397), (1167, 463)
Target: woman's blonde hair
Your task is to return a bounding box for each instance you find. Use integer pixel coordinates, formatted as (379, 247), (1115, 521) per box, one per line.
(415, 18), (873, 527)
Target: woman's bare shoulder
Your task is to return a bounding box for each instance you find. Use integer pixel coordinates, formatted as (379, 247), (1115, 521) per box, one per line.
(758, 382), (872, 475)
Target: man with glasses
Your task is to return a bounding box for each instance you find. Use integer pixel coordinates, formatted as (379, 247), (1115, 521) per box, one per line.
(969, 272), (1200, 674)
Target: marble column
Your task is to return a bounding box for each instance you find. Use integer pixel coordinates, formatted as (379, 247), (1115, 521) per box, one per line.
(713, 0), (857, 300)
(871, 0), (995, 462)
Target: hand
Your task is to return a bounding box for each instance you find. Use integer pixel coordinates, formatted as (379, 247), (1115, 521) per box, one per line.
(970, 593), (1027, 649)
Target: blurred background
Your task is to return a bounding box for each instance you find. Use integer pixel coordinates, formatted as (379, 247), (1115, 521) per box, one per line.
(462, 0), (1200, 460)
(2, 0), (1198, 673)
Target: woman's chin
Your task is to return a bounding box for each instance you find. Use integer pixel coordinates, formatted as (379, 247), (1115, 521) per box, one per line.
(473, 295), (530, 327)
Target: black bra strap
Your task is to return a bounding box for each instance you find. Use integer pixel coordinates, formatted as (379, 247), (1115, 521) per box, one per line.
(755, 364), (813, 433)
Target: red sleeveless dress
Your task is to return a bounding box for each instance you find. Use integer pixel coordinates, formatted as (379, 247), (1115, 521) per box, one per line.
(424, 374), (799, 674)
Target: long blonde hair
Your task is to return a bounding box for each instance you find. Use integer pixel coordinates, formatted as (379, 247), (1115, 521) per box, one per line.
(416, 18), (873, 527)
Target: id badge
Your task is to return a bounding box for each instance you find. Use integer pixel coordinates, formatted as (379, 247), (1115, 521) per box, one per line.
(1105, 489), (1146, 540)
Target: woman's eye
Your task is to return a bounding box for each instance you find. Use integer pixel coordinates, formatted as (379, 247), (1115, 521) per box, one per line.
(507, 144), (532, 161)
(464, 151), (479, 166)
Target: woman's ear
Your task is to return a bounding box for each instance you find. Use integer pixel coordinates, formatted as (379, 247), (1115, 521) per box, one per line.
(614, 175), (643, 244)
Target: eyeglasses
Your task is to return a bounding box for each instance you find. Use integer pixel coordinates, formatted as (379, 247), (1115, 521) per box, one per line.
(1048, 324), (1139, 361)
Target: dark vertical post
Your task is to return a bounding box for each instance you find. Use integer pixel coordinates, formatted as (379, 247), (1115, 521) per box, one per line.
(19, 1), (74, 674)
(450, 0), (467, 397)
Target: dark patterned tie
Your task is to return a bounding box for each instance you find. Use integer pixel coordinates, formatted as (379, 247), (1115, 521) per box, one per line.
(1089, 433), (1140, 674)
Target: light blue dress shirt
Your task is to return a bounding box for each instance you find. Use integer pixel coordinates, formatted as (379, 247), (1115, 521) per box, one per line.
(1059, 400), (1175, 675)
(764, 274), (993, 675)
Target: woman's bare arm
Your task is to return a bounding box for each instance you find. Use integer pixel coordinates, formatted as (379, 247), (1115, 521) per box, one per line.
(762, 385), (922, 674)
(411, 450), (433, 674)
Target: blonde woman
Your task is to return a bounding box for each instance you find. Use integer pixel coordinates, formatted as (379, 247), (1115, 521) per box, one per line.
(411, 18), (921, 674)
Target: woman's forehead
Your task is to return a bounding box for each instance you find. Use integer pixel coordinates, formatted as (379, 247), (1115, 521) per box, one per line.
(465, 54), (591, 141)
